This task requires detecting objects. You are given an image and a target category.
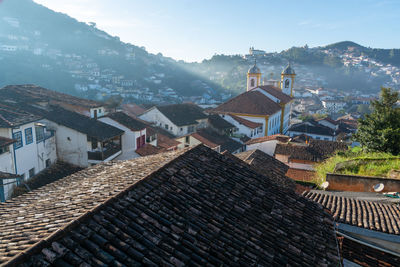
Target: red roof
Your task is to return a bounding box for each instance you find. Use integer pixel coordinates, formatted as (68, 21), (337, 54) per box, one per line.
(191, 133), (219, 149)
(257, 85), (293, 104)
(246, 134), (290, 145)
(157, 134), (180, 149)
(212, 90), (281, 116)
(135, 144), (164, 156)
(0, 136), (15, 147)
(230, 114), (262, 129)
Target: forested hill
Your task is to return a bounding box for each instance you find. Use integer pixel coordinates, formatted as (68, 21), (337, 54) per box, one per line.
(0, 0), (223, 102)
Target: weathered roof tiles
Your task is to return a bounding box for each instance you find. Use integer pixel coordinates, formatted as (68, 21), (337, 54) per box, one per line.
(1, 146), (339, 266)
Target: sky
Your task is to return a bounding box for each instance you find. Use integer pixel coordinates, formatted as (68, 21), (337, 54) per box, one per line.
(32, 0), (400, 62)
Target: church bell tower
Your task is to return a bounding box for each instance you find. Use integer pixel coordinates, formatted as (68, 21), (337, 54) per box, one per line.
(281, 63), (296, 96)
(247, 61), (261, 91)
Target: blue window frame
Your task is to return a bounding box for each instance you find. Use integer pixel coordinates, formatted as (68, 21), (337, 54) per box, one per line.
(25, 128), (33, 145)
(35, 126), (44, 143)
(13, 131), (23, 149)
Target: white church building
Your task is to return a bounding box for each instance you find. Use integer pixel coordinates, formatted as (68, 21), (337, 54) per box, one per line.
(211, 62), (296, 139)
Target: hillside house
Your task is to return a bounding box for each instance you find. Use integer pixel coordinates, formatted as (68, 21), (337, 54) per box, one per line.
(139, 103), (208, 137)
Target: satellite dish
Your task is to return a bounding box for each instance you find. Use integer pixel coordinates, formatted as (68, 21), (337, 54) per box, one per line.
(321, 181), (329, 190)
(374, 183), (384, 192)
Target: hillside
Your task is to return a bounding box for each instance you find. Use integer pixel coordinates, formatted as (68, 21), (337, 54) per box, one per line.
(182, 41), (399, 94)
(0, 0), (223, 103)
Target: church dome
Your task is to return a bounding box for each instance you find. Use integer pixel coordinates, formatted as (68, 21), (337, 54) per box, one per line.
(282, 63), (295, 75)
(248, 63), (261, 74)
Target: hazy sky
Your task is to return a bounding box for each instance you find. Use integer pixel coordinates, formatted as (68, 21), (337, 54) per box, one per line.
(33, 0), (400, 62)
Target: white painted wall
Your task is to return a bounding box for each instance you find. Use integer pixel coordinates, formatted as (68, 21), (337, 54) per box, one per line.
(221, 114), (264, 138)
(11, 122), (56, 180)
(246, 140), (279, 156)
(43, 119), (88, 167)
(140, 108), (206, 137)
(99, 117), (146, 159)
(90, 106), (106, 118)
(267, 112), (281, 135)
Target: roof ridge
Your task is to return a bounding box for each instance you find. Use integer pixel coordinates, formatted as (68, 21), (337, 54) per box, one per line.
(3, 146), (199, 266)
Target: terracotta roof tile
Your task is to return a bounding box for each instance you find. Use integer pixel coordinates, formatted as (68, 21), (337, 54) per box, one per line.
(304, 190), (400, 235)
(106, 112), (147, 131)
(257, 85), (293, 104)
(135, 144), (165, 156)
(156, 103), (207, 126)
(230, 114), (262, 129)
(191, 128), (243, 153)
(0, 137), (15, 147)
(0, 149), (186, 264)
(246, 134), (290, 145)
(207, 114), (235, 130)
(0, 146), (339, 266)
(212, 90), (281, 116)
(1, 85), (103, 108)
(234, 149), (295, 189)
(157, 134), (180, 149)
(275, 140), (348, 162)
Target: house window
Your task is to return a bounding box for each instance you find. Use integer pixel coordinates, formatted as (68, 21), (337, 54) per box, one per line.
(180, 128), (183, 131)
(250, 79), (255, 87)
(35, 126), (44, 142)
(188, 126), (195, 133)
(185, 136), (190, 143)
(29, 168), (35, 178)
(0, 146), (10, 155)
(165, 124), (169, 130)
(13, 131), (23, 149)
(45, 159), (51, 168)
(25, 128), (33, 145)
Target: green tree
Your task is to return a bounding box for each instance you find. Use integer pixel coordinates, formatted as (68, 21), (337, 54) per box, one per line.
(354, 87), (400, 155)
(356, 104), (371, 114)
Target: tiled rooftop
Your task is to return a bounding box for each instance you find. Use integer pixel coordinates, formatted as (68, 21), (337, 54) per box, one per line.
(0, 146), (339, 266)
(212, 90), (282, 116)
(229, 114), (262, 129)
(304, 190), (400, 235)
(234, 149), (296, 190)
(0, 137), (15, 148)
(106, 112), (147, 131)
(1, 85), (103, 108)
(245, 134), (290, 145)
(0, 149), (186, 263)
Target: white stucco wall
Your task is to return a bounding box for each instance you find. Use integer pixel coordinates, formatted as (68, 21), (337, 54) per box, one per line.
(99, 117), (146, 159)
(11, 122), (56, 179)
(140, 108), (203, 137)
(0, 145), (15, 174)
(90, 106), (106, 118)
(221, 114), (264, 138)
(246, 140), (279, 156)
(267, 112), (281, 136)
(43, 119), (88, 167)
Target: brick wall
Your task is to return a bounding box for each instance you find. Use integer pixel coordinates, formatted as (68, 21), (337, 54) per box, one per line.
(326, 173), (400, 192)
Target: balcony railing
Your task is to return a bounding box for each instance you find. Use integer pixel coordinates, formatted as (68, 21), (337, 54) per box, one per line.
(88, 145), (121, 161)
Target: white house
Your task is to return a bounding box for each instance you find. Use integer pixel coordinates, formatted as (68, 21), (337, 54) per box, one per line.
(287, 120), (336, 141)
(0, 106), (57, 201)
(139, 103), (208, 137)
(99, 112), (147, 160)
(37, 106), (124, 167)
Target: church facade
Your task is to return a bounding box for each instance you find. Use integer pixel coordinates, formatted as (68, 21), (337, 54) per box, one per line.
(212, 62), (295, 138)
